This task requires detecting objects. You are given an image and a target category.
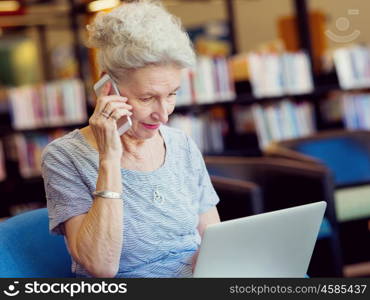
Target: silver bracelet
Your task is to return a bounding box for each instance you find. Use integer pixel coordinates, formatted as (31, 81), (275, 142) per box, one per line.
(93, 190), (122, 199)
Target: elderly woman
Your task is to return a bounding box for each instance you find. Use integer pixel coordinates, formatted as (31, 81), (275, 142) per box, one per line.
(41, 0), (220, 278)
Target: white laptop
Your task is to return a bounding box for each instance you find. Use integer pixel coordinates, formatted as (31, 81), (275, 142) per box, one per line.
(193, 201), (326, 278)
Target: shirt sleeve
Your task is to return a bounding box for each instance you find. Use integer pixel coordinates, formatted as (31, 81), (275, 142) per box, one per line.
(41, 144), (93, 235)
(186, 135), (220, 214)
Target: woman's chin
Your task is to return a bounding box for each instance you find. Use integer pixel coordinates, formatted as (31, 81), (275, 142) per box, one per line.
(140, 129), (159, 139)
(126, 127), (158, 140)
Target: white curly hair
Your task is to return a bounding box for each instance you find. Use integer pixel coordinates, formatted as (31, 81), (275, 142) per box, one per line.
(86, 0), (196, 81)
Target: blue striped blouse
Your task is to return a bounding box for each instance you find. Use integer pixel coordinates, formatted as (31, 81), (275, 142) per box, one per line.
(41, 125), (219, 278)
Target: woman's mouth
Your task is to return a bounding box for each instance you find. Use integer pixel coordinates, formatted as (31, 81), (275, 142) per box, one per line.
(142, 123), (160, 130)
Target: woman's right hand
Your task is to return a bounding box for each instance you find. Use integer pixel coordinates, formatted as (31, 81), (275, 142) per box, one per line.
(89, 81), (133, 161)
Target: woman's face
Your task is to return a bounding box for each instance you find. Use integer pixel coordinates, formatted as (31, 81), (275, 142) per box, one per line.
(117, 64), (182, 140)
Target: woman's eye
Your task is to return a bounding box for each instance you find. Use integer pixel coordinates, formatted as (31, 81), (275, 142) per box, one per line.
(140, 97), (153, 102)
(141, 94), (176, 101)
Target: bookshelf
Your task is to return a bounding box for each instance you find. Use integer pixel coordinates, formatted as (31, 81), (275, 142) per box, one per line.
(171, 0), (370, 154)
(0, 4), (354, 178)
(0, 1), (352, 193)
(0, 0), (92, 217)
(170, 0), (323, 154)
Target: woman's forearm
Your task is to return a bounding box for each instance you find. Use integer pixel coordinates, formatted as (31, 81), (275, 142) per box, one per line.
(75, 158), (124, 277)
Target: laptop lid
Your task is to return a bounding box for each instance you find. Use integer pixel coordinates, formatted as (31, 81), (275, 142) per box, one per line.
(193, 201), (326, 278)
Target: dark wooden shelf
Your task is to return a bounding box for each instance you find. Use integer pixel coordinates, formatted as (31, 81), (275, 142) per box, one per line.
(13, 121), (88, 133)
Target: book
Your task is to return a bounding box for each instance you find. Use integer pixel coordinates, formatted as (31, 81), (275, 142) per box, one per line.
(340, 93), (370, 130)
(251, 104), (271, 149)
(251, 100), (315, 149)
(168, 111), (225, 154)
(13, 130), (67, 178)
(177, 68), (194, 106)
(333, 45), (370, 90)
(248, 51), (314, 98)
(177, 56), (235, 107)
(8, 78), (87, 130)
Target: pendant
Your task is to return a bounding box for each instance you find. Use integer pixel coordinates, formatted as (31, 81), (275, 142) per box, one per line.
(153, 189), (165, 205)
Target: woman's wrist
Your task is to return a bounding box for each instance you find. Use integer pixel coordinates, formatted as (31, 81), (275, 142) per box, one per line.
(98, 157), (121, 174)
(97, 157), (122, 194)
(99, 153), (121, 164)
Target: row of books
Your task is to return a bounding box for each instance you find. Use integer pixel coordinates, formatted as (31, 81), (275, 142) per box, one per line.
(333, 45), (370, 90)
(251, 100), (316, 149)
(10, 130), (67, 178)
(248, 51), (314, 98)
(176, 56), (235, 106)
(6, 118), (224, 178)
(341, 93), (370, 130)
(8, 78), (87, 130)
(169, 112), (226, 154)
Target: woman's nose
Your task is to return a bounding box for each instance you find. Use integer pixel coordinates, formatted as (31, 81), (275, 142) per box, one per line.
(152, 101), (169, 124)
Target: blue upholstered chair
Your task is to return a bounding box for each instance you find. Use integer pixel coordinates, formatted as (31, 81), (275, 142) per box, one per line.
(265, 130), (370, 272)
(205, 156), (343, 277)
(265, 130), (370, 187)
(0, 208), (73, 278)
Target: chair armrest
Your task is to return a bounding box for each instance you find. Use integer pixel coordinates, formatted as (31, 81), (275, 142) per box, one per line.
(205, 156), (338, 226)
(205, 156), (331, 179)
(210, 175), (263, 220)
(264, 142), (322, 164)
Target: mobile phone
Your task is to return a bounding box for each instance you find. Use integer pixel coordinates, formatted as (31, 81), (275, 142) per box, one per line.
(93, 73), (132, 135)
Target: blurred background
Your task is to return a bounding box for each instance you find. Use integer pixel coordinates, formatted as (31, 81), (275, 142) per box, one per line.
(0, 0), (370, 278)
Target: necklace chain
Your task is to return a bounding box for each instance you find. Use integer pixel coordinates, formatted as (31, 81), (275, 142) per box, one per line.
(123, 134), (165, 205)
